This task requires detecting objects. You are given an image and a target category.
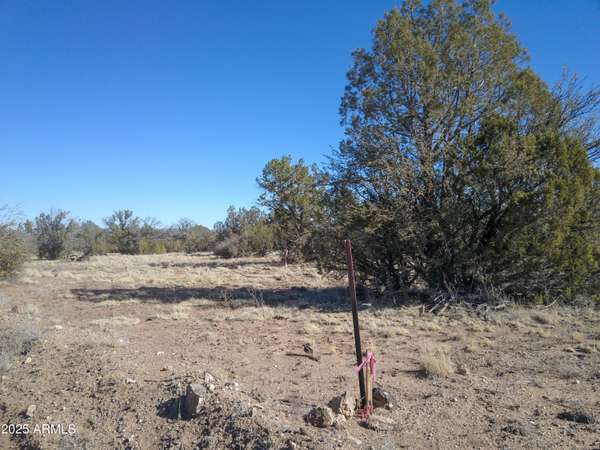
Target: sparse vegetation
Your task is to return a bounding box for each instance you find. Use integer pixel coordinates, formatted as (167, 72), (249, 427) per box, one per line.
(420, 343), (454, 378)
(0, 324), (41, 373)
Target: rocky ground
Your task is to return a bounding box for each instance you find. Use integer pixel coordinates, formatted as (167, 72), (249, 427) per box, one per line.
(0, 253), (599, 449)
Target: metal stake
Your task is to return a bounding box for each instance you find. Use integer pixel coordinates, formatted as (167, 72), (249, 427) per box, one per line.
(344, 239), (366, 407)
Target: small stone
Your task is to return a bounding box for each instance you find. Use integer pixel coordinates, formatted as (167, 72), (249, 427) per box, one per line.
(25, 357), (32, 364)
(328, 391), (356, 419)
(456, 364), (470, 376)
(224, 381), (239, 391)
(25, 405), (36, 418)
(306, 406), (336, 428)
(125, 378), (136, 384)
(347, 436), (363, 447)
(334, 414), (347, 428)
(204, 372), (216, 384)
(207, 383), (216, 392)
(184, 383), (207, 417)
(286, 440), (299, 450)
(372, 387), (395, 410)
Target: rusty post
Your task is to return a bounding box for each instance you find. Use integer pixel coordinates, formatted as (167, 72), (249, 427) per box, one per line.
(344, 239), (366, 407)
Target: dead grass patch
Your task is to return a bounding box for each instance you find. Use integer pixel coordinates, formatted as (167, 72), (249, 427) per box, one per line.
(89, 316), (140, 327)
(0, 324), (41, 373)
(531, 310), (559, 326)
(420, 343), (454, 378)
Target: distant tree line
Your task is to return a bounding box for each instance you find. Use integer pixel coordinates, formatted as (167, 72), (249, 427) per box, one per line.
(0, 207), (217, 274)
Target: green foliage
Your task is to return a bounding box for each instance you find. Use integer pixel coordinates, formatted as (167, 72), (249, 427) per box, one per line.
(104, 209), (141, 255)
(257, 155), (327, 261)
(139, 239), (167, 255)
(183, 225), (215, 253)
(213, 206), (275, 258)
(0, 208), (29, 278)
(320, 0), (600, 301)
(34, 210), (75, 260)
(73, 221), (109, 256)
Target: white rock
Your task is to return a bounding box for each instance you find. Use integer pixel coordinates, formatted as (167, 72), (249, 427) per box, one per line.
(203, 371), (216, 384)
(306, 406), (336, 428)
(25, 405), (36, 418)
(329, 391), (356, 419)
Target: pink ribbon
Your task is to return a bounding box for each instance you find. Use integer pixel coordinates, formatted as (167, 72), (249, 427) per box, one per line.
(355, 351), (376, 382)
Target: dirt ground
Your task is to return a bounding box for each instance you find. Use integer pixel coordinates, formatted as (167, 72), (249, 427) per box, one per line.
(0, 253), (599, 450)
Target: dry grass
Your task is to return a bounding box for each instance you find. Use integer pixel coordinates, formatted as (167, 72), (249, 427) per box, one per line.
(420, 343), (454, 378)
(90, 316), (140, 327)
(0, 324), (41, 373)
(530, 310), (559, 326)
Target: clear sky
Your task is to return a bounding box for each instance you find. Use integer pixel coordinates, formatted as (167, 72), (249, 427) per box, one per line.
(1, 1), (599, 227)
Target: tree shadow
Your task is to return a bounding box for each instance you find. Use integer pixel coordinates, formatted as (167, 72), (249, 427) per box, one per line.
(71, 285), (353, 312)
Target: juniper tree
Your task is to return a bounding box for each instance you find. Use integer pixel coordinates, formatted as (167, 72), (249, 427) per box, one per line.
(257, 156), (327, 261)
(104, 209), (141, 255)
(34, 210), (75, 260)
(325, 0), (600, 299)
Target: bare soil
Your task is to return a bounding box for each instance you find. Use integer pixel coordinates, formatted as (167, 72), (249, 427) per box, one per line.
(0, 253), (599, 449)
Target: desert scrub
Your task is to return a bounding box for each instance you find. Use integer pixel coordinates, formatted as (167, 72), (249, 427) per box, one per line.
(0, 228), (29, 279)
(420, 343), (454, 378)
(0, 325), (41, 373)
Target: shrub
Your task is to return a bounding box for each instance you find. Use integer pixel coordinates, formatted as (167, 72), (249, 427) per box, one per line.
(213, 223), (275, 259)
(0, 207), (29, 278)
(0, 325), (41, 373)
(420, 344), (454, 378)
(139, 239), (167, 255)
(213, 206), (276, 258)
(104, 209), (141, 254)
(0, 230), (28, 278)
(34, 210), (75, 260)
(183, 225), (216, 253)
(214, 235), (242, 258)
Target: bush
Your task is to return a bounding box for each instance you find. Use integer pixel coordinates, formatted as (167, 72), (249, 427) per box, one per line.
(0, 230), (28, 278)
(214, 235), (242, 258)
(183, 225), (216, 253)
(139, 239), (167, 255)
(213, 223), (275, 259)
(213, 206), (276, 258)
(34, 210), (75, 260)
(0, 207), (29, 280)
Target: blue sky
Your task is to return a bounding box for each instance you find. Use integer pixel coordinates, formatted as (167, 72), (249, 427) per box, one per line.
(1, 1), (599, 227)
